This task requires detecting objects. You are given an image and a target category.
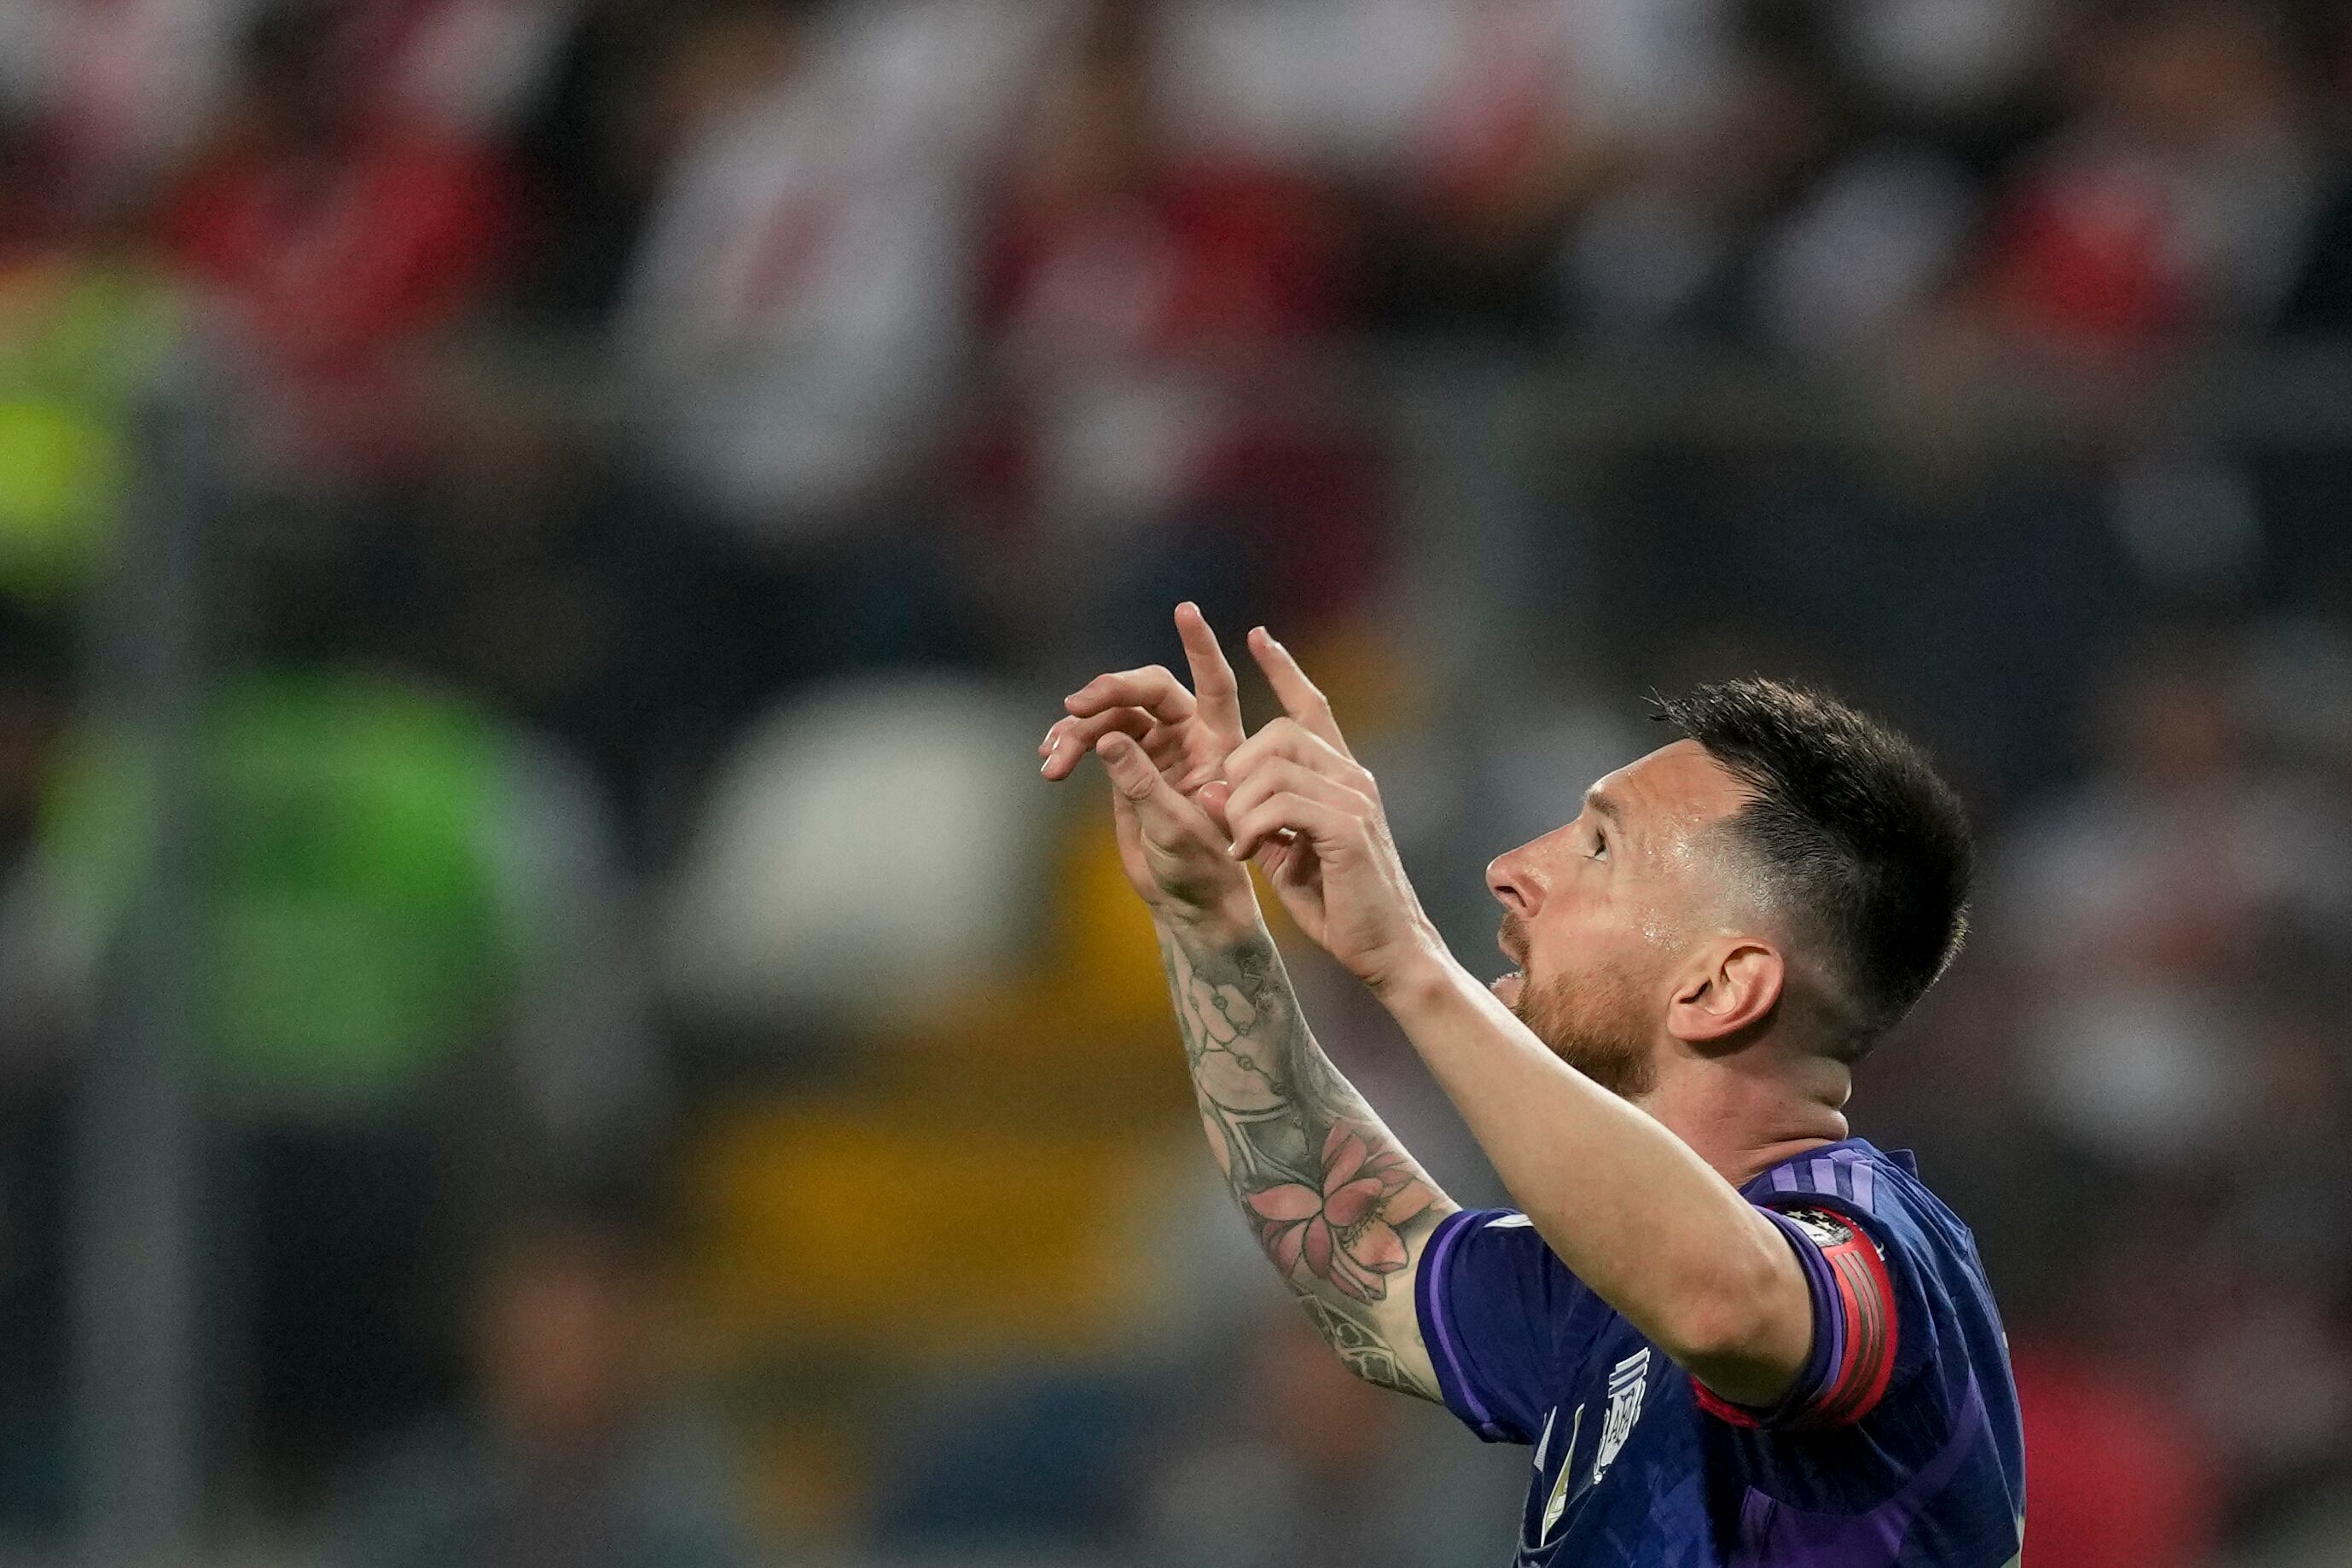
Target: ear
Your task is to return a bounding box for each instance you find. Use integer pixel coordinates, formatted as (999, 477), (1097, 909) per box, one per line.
(1666, 939), (1785, 1046)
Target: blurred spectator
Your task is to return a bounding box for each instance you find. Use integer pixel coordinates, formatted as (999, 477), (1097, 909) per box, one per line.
(1991, 618), (2352, 1168)
(332, 1209), (752, 1568)
(0, 0), (260, 219)
(6, 650), (648, 1507)
(159, 5), (520, 482)
(1558, 7), (1855, 340)
(971, 0), (1386, 660)
(619, 0), (1060, 535)
(339, 0), (584, 140)
(988, 1), (1356, 369)
(1968, 0), (2327, 357)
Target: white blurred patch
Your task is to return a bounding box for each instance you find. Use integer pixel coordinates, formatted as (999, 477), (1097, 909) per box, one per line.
(1845, 0), (2052, 119)
(2026, 987), (2250, 1166)
(661, 675), (1052, 1031)
(1753, 147), (1976, 356)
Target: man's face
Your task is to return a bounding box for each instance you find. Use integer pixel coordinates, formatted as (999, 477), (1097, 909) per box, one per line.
(1485, 740), (1753, 1099)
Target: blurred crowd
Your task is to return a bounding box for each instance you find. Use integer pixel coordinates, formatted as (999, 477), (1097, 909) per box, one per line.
(2, 0), (2351, 1565)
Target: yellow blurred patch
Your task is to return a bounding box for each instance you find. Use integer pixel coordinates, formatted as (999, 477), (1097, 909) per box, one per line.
(679, 1099), (1181, 1367)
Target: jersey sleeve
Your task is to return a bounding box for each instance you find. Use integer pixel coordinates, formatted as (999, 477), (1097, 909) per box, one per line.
(1696, 1153), (1948, 1432)
(1693, 1204), (1901, 1431)
(1413, 1207), (1595, 1445)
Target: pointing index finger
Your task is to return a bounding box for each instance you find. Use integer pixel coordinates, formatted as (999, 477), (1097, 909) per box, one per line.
(1176, 602), (1241, 737)
(1247, 627), (1352, 758)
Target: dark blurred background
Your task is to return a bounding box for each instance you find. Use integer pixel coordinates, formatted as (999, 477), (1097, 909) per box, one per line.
(3, 0), (2352, 1564)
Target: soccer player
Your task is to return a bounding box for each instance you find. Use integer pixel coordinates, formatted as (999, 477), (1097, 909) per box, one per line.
(1040, 605), (2026, 1565)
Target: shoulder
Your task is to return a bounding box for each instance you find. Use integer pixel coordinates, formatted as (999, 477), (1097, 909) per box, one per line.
(1421, 1207), (1588, 1306)
(1419, 1207), (1600, 1339)
(1741, 1143), (2008, 1417)
(1752, 1143), (1977, 1268)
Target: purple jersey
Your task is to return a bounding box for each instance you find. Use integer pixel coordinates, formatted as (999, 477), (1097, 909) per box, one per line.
(1414, 1140), (2025, 1566)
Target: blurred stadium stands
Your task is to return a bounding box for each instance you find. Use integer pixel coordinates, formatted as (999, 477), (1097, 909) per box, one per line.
(5, 1), (2352, 1565)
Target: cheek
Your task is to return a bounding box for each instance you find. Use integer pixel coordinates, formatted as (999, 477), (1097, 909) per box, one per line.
(1531, 897), (1670, 1004)
(1633, 897), (1685, 950)
(1527, 894), (1628, 976)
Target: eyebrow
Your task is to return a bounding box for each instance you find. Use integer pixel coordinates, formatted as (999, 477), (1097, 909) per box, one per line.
(1584, 789), (1624, 828)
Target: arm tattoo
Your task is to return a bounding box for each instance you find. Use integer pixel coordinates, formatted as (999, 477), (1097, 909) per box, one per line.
(1160, 924), (1454, 1398)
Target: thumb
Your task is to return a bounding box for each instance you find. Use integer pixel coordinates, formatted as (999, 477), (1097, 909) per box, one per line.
(1193, 779), (1233, 834)
(1098, 731), (1171, 806)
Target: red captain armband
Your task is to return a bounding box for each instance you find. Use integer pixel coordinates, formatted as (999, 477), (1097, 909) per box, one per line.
(1692, 1205), (1899, 1431)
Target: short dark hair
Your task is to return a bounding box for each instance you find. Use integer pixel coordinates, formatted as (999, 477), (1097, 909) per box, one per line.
(1652, 678), (1973, 1056)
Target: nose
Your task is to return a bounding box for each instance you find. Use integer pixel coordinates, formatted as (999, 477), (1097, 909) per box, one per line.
(1486, 845), (1538, 916)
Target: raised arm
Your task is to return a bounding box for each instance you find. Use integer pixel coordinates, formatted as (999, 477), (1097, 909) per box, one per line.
(1045, 607), (1456, 1398)
(1156, 907), (1455, 1397)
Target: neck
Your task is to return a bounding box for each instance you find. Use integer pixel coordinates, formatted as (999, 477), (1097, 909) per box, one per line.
(1633, 1045), (1851, 1188)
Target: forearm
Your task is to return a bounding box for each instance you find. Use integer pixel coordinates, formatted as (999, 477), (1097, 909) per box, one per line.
(1375, 951), (1802, 1387)
(1157, 912), (1456, 1397)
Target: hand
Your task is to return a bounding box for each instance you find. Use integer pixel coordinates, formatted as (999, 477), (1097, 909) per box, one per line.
(1093, 727), (1257, 932)
(1040, 603), (1245, 815)
(1042, 603), (1256, 930)
(1222, 630), (1443, 993)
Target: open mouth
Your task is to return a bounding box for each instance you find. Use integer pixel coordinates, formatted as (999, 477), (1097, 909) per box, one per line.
(1494, 924), (1526, 1008)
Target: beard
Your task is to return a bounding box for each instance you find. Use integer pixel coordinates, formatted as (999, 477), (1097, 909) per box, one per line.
(1508, 961), (1658, 1101)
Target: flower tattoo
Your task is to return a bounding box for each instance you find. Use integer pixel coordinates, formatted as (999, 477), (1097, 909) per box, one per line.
(1246, 1121), (1437, 1302)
